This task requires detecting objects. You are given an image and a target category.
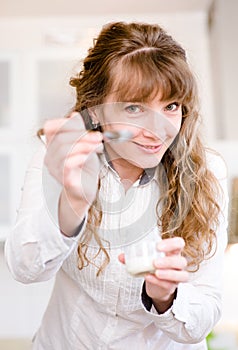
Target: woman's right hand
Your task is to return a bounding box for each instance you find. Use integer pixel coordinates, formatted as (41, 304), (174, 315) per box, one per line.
(43, 112), (103, 211)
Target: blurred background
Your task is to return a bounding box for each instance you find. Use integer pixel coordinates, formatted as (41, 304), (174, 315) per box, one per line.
(0, 0), (238, 349)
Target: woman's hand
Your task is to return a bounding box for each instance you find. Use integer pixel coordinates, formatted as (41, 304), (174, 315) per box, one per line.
(144, 237), (188, 313)
(43, 112), (103, 206)
(42, 113), (103, 236)
(118, 237), (188, 313)
(145, 237), (188, 313)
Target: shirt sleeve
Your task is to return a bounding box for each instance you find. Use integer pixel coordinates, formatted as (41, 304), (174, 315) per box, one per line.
(140, 152), (229, 344)
(4, 145), (86, 283)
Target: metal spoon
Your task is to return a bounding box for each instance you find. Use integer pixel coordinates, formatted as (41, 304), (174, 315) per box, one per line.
(37, 128), (133, 144)
(103, 130), (133, 142)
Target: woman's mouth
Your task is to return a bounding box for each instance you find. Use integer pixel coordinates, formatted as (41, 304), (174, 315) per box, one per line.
(133, 142), (163, 154)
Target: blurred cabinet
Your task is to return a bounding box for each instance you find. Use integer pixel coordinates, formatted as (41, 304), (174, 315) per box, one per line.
(0, 17), (126, 240)
(0, 20), (91, 240)
(0, 59), (11, 230)
(37, 59), (76, 121)
(0, 60), (11, 127)
(0, 54), (19, 240)
(0, 154), (11, 225)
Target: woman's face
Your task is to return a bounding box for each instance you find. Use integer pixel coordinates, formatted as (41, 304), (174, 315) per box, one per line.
(91, 94), (182, 170)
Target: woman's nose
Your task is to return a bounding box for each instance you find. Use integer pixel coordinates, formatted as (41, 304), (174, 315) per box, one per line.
(142, 111), (174, 141)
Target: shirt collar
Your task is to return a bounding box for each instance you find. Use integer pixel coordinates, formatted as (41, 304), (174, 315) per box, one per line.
(139, 167), (156, 185)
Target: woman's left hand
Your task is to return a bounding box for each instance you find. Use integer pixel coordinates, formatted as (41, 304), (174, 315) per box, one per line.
(118, 237), (189, 313)
(145, 237), (189, 313)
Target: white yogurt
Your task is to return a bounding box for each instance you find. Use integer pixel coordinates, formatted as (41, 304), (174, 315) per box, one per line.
(126, 256), (156, 277)
(125, 237), (164, 277)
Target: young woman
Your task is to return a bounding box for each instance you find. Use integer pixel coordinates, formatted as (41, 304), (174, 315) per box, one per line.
(5, 22), (228, 349)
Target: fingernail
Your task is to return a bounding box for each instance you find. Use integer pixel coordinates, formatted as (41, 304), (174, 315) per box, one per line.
(155, 269), (165, 278)
(154, 258), (165, 267)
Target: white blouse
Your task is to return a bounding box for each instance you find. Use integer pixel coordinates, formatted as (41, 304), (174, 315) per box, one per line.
(5, 145), (229, 350)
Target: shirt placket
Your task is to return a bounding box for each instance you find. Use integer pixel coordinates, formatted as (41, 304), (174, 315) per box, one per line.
(98, 180), (134, 347)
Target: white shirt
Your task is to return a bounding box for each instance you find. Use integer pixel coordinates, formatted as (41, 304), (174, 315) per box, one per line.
(5, 146), (229, 350)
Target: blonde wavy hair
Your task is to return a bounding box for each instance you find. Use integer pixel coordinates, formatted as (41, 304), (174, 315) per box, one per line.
(69, 21), (221, 275)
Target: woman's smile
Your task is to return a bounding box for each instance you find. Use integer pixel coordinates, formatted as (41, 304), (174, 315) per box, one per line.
(132, 141), (163, 154)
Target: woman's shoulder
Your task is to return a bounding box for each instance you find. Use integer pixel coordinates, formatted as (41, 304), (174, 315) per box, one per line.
(205, 148), (228, 180)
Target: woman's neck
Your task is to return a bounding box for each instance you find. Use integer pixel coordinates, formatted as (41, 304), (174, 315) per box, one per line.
(110, 158), (144, 193)
(104, 145), (144, 189)
(113, 160), (143, 181)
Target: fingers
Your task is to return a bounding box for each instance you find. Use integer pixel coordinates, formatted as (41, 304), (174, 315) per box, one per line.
(154, 254), (187, 270)
(61, 135), (103, 158)
(146, 258), (189, 286)
(43, 113), (103, 170)
(46, 134), (103, 174)
(157, 237), (185, 255)
(46, 129), (102, 146)
(41, 113), (104, 197)
(145, 273), (179, 290)
(43, 112), (86, 143)
(146, 237), (189, 286)
(145, 264), (189, 290)
(154, 268), (189, 283)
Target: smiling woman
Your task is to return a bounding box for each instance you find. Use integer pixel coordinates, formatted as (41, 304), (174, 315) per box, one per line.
(5, 21), (228, 350)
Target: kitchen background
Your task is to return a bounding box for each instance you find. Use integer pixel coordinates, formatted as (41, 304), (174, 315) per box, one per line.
(0, 0), (238, 349)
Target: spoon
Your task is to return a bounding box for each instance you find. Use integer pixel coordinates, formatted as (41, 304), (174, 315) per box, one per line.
(37, 128), (133, 144)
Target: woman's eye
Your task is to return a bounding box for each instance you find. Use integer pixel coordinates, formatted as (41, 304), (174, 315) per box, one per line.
(165, 102), (180, 112)
(125, 104), (144, 114)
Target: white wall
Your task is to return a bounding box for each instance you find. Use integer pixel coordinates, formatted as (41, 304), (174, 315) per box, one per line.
(210, 0), (238, 140)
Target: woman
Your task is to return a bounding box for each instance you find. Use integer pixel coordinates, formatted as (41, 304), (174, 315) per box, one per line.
(5, 22), (228, 349)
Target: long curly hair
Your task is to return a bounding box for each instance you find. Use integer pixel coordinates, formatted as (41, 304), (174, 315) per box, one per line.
(70, 21), (221, 275)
